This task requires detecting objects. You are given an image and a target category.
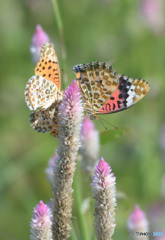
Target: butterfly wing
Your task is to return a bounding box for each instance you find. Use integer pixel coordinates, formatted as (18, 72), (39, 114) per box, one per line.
(73, 62), (119, 116)
(30, 101), (60, 137)
(35, 42), (61, 89)
(24, 75), (59, 110)
(98, 74), (150, 114)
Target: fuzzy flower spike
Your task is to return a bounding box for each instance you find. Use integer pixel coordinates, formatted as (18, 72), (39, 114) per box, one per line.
(30, 201), (52, 240)
(92, 157), (116, 240)
(52, 80), (84, 240)
(80, 116), (100, 175)
(30, 25), (50, 63)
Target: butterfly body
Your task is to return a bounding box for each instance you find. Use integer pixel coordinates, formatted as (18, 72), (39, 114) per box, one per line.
(73, 61), (150, 119)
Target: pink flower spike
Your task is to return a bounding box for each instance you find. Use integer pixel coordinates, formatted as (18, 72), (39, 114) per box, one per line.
(30, 25), (50, 63)
(141, 0), (164, 34)
(81, 116), (95, 135)
(80, 116), (99, 175)
(30, 201), (52, 240)
(92, 157), (116, 240)
(32, 25), (50, 47)
(127, 205), (149, 239)
(52, 79), (84, 239)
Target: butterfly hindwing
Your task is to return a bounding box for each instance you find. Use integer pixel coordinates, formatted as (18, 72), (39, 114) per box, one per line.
(25, 75), (58, 110)
(35, 42), (61, 89)
(30, 101), (61, 137)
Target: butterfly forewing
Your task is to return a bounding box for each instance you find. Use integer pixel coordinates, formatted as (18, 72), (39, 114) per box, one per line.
(35, 42), (61, 89)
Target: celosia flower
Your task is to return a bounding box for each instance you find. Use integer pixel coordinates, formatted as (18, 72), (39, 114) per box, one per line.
(30, 25), (50, 63)
(80, 116), (100, 175)
(92, 157), (116, 240)
(52, 80), (84, 240)
(45, 152), (58, 187)
(141, 0), (164, 34)
(30, 201), (52, 240)
(127, 205), (149, 240)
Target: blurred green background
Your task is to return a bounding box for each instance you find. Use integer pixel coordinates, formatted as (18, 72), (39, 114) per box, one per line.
(0, 0), (165, 239)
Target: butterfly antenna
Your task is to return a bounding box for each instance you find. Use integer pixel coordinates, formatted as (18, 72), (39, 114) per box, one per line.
(99, 116), (118, 130)
(99, 117), (108, 130)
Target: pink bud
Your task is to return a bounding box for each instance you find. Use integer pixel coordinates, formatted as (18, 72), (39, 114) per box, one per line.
(30, 201), (52, 240)
(92, 157), (115, 189)
(81, 116), (96, 136)
(30, 25), (50, 63)
(127, 205), (149, 235)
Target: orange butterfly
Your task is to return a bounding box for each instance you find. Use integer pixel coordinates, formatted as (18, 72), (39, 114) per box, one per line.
(25, 42), (63, 137)
(73, 62), (150, 119)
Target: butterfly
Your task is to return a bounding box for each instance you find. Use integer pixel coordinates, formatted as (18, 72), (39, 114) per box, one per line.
(73, 61), (150, 120)
(24, 42), (63, 137)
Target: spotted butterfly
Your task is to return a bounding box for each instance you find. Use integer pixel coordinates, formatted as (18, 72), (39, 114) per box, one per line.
(24, 42), (63, 137)
(73, 62), (150, 119)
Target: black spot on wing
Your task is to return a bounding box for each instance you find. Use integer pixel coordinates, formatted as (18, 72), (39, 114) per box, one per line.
(118, 75), (132, 101)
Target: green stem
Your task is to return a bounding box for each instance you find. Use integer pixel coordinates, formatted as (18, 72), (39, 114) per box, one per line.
(70, 224), (78, 240)
(73, 165), (89, 240)
(51, 0), (68, 88)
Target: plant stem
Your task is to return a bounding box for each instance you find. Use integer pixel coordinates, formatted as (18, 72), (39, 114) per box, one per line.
(51, 0), (68, 88)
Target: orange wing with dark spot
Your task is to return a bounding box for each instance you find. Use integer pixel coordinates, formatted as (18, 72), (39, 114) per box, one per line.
(35, 42), (61, 90)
